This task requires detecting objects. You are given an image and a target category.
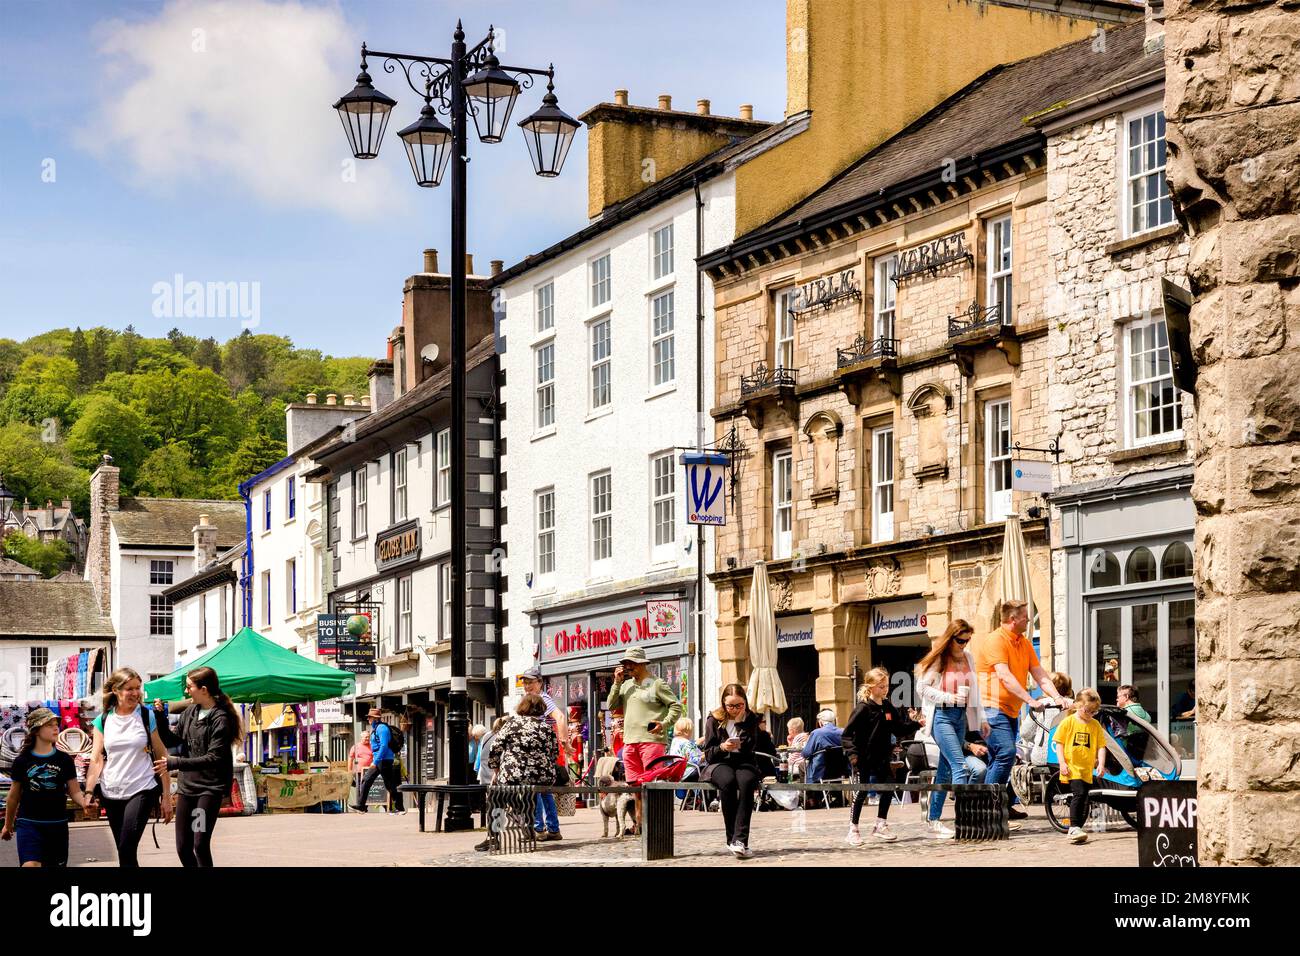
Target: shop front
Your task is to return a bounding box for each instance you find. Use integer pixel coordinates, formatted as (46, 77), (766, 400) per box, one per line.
(864, 596), (930, 710)
(1054, 466), (1196, 776)
(533, 590), (692, 780)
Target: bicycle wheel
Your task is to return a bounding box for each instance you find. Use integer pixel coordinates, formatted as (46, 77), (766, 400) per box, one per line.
(1043, 776), (1071, 833)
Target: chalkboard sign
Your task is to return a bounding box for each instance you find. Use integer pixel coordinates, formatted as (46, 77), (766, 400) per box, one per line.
(1136, 780), (1198, 867)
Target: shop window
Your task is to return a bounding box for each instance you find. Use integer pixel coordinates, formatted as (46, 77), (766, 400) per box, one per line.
(1161, 541), (1192, 579)
(1089, 550), (1121, 588)
(1125, 546), (1157, 583)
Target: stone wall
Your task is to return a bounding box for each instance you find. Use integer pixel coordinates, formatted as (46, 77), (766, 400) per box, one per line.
(1164, 0), (1300, 866)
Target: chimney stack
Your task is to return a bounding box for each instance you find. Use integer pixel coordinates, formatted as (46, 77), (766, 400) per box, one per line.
(423, 248), (439, 273)
(657, 94), (672, 111)
(490, 259), (503, 276)
(739, 104), (753, 121)
(696, 99), (711, 115)
(45, 499), (54, 526)
(1144, 0), (1166, 52)
(465, 253), (475, 275)
(613, 89), (628, 106)
(87, 454), (120, 616)
(192, 513), (218, 572)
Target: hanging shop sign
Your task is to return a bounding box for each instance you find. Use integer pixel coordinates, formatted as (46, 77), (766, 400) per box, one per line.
(868, 598), (928, 639)
(775, 614), (815, 649)
(335, 611), (376, 675)
(681, 451), (729, 526)
(375, 519), (422, 572)
(1137, 780), (1198, 867)
(789, 268), (861, 314)
(1012, 459), (1054, 493)
(646, 600), (683, 636)
(540, 604), (682, 664)
(316, 613), (345, 656)
(894, 232), (971, 282)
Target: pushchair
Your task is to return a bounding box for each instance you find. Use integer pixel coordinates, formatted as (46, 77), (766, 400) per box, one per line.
(1036, 704), (1181, 832)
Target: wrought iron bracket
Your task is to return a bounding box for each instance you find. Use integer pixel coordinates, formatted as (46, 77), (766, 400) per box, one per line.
(1011, 438), (1063, 462)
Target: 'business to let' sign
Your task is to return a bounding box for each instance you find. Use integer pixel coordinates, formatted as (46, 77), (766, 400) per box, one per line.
(680, 451), (729, 527)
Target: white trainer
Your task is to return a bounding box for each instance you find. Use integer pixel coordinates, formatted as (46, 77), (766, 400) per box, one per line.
(1068, 827), (1088, 844)
(872, 821), (898, 842)
(926, 819), (955, 840)
(729, 840), (753, 859)
(845, 825), (865, 847)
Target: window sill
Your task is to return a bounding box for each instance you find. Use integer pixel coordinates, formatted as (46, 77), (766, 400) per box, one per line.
(584, 407), (614, 424)
(351, 536), (368, 545)
(532, 425), (557, 443)
(284, 516), (297, 526)
(585, 574), (614, 587)
(645, 384), (677, 402)
(1109, 438), (1186, 464)
(379, 651), (419, 667)
(589, 305), (613, 323)
(1106, 224), (1181, 258)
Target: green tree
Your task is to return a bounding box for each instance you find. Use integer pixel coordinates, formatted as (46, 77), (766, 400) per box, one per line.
(0, 355), (80, 427)
(166, 328), (197, 357)
(66, 328), (91, 388)
(135, 442), (207, 498)
(223, 330), (268, 392)
(0, 422), (89, 515)
(113, 324), (141, 374)
(2, 532), (73, 578)
(193, 337), (222, 373)
(87, 328), (111, 385)
(213, 431), (286, 497)
(130, 366), (243, 468)
(0, 339), (23, 391)
(65, 394), (153, 487)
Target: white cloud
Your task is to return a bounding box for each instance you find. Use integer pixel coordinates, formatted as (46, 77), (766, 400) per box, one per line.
(81, 0), (403, 219)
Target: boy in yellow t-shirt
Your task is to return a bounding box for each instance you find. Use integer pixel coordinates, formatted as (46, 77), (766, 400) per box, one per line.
(1052, 688), (1107, 844)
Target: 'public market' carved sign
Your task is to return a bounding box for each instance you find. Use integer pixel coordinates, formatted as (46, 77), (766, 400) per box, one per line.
(789, 268), (861, 314)
(894, 231), (971, 282)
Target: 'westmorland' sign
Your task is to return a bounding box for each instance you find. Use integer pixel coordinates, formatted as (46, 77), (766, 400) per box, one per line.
(789, 268), (861, 314)
(375, 519), (421, 571)
(894, 232), (971, 282)
(868, 598), (928, 639)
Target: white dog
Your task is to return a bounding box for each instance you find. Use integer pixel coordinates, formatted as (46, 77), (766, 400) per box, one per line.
(595, 754), (636, 839)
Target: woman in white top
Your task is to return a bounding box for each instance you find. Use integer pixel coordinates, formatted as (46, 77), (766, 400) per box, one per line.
(83, 667), (174, 867)
(915, 619), (990, 839)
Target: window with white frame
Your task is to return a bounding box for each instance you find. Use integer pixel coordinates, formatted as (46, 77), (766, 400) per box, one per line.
(535, 342), (555, 428)
(393, 448), (408, 523)
(772, 448), (793, 560)
(775, 289), (796, 370)
(286, 476), (296, 520)
(536, 489), (555, 577)
(985, 399), (1013, 521)
(987, 216), (1013, 324)
(590, 471), (612, 567)
(353, 466), (367, 537)
(874, 255), (897, 342)
(1125, 316), (1183, 446)
(151, 594), (174, 636)
(150, 560), (174, 586)
(652, 223), (674, 280)
(397, 575), (412, 651)
(198, 592), (207, 647)
(651, 452), (675, 554)
(29, 646), (47, 690)
(590, 253), (611, 308)
(436, 430), (451, 506)
(536, 281), (554, 332)
(440, 563), (451, 639)
(260, 571), (271, 626)
(1125, 108), (1175, 236)
(651, 291), (675, 387)
(263, 490), (272, 531)
(872, 426), (894, 543)
(286, 558), (297, 616)
(590, 318), (611, 409)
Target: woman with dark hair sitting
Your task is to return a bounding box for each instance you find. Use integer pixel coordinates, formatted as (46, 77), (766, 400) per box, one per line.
(701, 683), (761, 859)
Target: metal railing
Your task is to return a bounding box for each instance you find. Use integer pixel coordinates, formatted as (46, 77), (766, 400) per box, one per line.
(837, 334), (900, 368)
(947, 301), (1007, 338)
(740, 362), (798, 397)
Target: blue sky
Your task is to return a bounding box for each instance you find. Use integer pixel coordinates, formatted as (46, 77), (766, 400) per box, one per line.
(0, 0), (786, 356)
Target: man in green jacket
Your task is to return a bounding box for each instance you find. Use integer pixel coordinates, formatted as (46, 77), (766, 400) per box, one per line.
(606, 647), (682, 833)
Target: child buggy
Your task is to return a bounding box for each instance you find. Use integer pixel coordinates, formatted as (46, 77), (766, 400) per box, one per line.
(1039, 705), (1181, 832)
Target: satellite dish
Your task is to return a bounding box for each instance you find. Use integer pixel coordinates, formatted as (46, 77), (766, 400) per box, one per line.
(420, 343), (439, 364)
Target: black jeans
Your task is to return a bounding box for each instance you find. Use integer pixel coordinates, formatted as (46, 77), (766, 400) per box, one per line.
(711, 763), (759, 847)
(357, 759), (405, 811)
(1069, 779), (1093, 828)
(175, 792), (223, 867)
(850, 760), (894, 825)
(101, 788), (157, 867)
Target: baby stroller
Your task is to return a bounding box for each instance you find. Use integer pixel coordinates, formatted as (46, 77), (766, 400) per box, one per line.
(1038, 705), (1181, 832)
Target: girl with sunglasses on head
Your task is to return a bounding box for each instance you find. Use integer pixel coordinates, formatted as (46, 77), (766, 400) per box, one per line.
(701, 683), (761, 859)
(915, 619), (990, 839)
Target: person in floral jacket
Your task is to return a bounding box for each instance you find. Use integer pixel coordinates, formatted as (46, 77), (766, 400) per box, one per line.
(488, 695), (559, 786)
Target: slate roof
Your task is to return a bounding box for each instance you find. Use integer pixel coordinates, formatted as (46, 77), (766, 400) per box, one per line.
(0, 557), (40, 577)
(0, 580), (115, 638)
(49, 570), (83, 583)
(110, 498), (245, 549)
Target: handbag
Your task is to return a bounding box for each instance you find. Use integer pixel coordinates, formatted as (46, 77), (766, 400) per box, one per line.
(553, 762), (576, 816)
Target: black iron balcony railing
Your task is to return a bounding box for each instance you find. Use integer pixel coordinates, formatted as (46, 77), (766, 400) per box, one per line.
(836, 334), (900, 369)
(947, 302), (1008, 339)
(740, 362), (798, 397)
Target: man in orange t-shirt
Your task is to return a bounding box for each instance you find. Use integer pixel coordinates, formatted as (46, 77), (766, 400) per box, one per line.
(974, 599), (1071, 820)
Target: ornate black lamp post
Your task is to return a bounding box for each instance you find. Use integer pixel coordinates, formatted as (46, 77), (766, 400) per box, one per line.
(333, 22), (578, 832)
(0, 474), (14, 529)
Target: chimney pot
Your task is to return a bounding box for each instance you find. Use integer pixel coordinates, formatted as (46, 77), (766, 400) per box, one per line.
(658, 94), (672, 111)
(199, 513), (210, 526)
(491, 259), (503, 276)
(325, 393), (337, 406)
(305, 392), (317, 405)
(343, 394), (355, 407)
(465, 253), (474, 274)
(423, 248), (439, 273)
(361, 396), (370, 406)
(614, 89), (628, 106)
(739, 104), (753, 121)
(697, 99), (710, 115)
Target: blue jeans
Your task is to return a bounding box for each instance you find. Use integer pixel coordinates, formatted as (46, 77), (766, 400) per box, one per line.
(983, 709), (1019, 791)
(534, 793), (559, 834)
(964, 755), (988, 783)
(928, 707), (972, 821)
(805, 751), (826, 784)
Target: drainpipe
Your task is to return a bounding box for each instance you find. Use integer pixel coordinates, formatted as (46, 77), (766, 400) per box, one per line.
(237, 480), (253, 629)
(693, 176), (707, 731)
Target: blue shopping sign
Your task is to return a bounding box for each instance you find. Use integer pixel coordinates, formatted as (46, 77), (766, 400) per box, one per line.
(680, 452), (729, 527)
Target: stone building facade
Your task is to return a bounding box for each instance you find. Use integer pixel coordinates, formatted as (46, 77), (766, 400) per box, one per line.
(1163, 0), (1300, 864)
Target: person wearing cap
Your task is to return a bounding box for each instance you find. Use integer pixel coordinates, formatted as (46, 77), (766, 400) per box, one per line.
(801, 708), (844, 787)
(520, 666), (568, 840)
(350, 708), (404, 813)
(605, 647), (682, 835)
(2, 708), (94, 866)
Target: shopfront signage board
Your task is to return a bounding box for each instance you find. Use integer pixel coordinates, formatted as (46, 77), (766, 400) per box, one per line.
(1012, 459), (1054, 493)
(776, 614), (815, 649)
(681, 451), (728, 527)
(868, 598), (928, 639)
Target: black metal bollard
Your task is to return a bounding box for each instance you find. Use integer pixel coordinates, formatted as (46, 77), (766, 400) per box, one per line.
(642, 784), (677, 861)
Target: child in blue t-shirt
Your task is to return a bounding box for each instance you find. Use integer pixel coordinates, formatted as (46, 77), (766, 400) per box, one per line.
(1, 708), (94, 866)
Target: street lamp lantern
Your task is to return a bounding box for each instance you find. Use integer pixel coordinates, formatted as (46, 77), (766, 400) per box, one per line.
(333, 50), (397, 159)
(398, 93), (454, 187)
(518, 72), (580, 178)
(462, 47), (520, 144)
(0, 474), (13, 527)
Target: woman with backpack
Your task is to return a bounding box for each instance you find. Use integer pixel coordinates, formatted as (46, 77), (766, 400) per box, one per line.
(83, 667), (175, 867)
(151, 666), (242, 866)
(349, 707), (405, 813)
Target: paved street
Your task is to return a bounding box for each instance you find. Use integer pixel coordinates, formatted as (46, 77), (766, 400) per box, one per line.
(1, 801), (1136, 868)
